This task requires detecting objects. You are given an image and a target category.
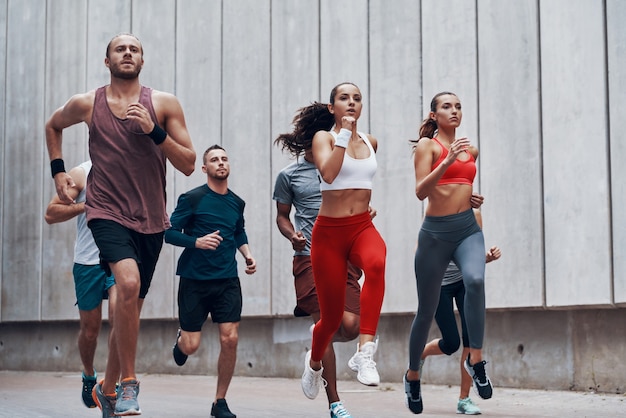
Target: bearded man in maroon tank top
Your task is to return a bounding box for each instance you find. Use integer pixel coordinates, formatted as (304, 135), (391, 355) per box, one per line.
(45, 33), (196, 417)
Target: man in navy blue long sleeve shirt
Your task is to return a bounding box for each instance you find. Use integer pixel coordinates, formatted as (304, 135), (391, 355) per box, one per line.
(165, 144), (256, 418)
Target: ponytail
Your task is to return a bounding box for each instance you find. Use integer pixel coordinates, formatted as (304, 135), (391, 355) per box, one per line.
(274, 102), (334, 157)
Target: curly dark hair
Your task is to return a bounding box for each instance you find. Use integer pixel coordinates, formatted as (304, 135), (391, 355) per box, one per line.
(274, 102), (334, 157)
(274, 82), (360, 157)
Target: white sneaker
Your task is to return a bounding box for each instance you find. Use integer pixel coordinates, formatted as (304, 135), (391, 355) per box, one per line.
(301, 350), (325, 399)
(347, 337), (380, 386)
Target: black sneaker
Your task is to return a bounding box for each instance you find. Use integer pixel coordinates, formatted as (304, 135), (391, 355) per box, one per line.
(211, 398), (236, 418)
(172, 328), (188, 366)
(464, 354), (493, 399)
(81, 370), (97, 408)
(403, 373), (423, 414)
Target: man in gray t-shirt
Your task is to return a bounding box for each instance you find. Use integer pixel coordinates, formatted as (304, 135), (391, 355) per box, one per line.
(273, 155), (363, 415)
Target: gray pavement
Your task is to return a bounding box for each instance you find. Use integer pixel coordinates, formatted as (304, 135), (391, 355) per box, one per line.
(0, 371), (624, 417)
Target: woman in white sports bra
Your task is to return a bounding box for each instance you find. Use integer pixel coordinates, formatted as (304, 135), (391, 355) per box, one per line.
(300, 82), (387, 402)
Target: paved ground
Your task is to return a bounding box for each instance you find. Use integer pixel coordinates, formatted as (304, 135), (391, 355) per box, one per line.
(0, 371), (624, 417)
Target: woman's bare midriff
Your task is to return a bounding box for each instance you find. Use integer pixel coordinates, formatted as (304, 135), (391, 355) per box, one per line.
(424, 183), (473, 217)
(319, 189), (371, 218)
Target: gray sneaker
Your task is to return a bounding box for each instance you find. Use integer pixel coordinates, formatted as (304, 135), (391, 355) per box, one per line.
(115, 378), (141, 415)
(92, 380), (116, 418)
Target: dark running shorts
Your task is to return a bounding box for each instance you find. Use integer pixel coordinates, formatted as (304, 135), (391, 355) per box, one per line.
(88, 219), (164, 298)
(293, 255), (361, 316)
(178, 277), (243, 332)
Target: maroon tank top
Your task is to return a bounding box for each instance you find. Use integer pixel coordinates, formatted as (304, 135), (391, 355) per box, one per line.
(85, 85), (168, 233)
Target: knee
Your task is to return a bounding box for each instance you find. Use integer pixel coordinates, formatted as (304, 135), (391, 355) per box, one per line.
(438, 337), (461, 356)
(339, 316), (359, 341)
(464, 275), (484, 294)
(81, 326), (100, 342)
(115, 278), (140, 301)
(180, 334), (202, 355)
(220, 332), (239, 351)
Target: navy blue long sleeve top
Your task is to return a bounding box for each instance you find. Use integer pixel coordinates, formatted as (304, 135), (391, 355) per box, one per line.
(164, 184), (248, 280)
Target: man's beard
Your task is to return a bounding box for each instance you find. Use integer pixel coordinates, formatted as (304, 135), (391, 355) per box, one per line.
(213, 171), (229, 180)
(110, 64), (142, 79)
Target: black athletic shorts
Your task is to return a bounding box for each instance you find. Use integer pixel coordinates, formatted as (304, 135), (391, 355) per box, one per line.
(178, 277), (242, 332)
(88, 219), (164, 298)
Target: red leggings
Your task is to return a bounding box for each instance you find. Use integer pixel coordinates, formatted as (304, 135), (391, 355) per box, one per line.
(310, 212), (386, 361)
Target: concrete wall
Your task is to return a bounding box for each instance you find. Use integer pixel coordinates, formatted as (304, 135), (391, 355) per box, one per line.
(0, 0), (625, 394)
(1, 308), (624, 393)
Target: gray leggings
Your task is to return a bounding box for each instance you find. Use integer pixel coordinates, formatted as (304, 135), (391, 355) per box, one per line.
(408, 209), (485, 372)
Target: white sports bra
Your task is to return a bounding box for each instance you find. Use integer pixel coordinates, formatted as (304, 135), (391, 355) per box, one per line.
(319, 130), (377, 191)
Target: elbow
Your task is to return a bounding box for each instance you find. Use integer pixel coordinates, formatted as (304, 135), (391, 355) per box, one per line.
(183, 165), (194, 177)
(415, 189), (427, 201)
(320, 173), (337, 184)
(44, 212), (57, 225)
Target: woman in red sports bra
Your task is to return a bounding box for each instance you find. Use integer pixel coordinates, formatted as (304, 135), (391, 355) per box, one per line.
(403, 92), (493, 414)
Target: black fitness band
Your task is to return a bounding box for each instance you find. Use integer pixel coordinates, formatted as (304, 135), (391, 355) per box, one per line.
(50, 158), (66, 178)
(148, 124), (167, 145)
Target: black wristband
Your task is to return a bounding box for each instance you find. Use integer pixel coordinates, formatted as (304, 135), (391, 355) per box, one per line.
(50, 158), (66, 178)
(148, 124), (167, 145)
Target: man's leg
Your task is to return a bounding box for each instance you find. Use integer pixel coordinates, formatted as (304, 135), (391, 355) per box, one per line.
(78, 306), (102, 408)
(78, 306), (102, 375)
(215, 322), (239, 401)
(109, 258), (141, 381)
(93, 285), (121, 416)
(108, 259), (142, 415)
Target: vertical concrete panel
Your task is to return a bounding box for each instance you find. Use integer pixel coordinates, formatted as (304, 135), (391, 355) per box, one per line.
(131, 0), (177, 319)
(540, 1), (611, 306)
(477, 0), (544, 308)
(41, 0), (88, 320)
(421, 0), (478, 144)
(2, 0), (46, 321)
(607, 0), (626, 305)
(270, 0), (320, 316)
(0, 0), (7, 320)
(368, 0), (422, 313)
(175, 0), (223, 315)
(319, 0), (369, 131)
(86, 0), (131, 89)
(222, 0), (271, 315)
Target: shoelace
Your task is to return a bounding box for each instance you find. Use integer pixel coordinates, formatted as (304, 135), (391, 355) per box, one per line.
(473, 361), (488, 384)
(119, 383), (138, 401)
(332, 404), (352, 417)
(360, 353), (377, 369)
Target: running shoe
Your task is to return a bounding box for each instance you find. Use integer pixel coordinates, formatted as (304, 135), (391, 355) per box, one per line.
(330, 400), (353, 418)
(457, 397), (481, 415)
(172, 328), (188, 366)
(211, 398), (236, 418)
(347, 337), (380, 386)
(92, 380), (116, 418)
(114, 378), (141, 415)
(301, 350), (326, 399)
(403, 372), (423, 414)
(81, 370), (97, 408)
(464, 355), (493, 399)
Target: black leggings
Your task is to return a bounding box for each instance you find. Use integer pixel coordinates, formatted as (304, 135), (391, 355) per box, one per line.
(436, 280), (469, 355)
(408, 209), (485, 372)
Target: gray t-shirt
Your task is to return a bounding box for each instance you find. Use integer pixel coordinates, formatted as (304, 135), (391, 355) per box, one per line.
(441, 261), (463, 287)
(273, 158), (321, 256)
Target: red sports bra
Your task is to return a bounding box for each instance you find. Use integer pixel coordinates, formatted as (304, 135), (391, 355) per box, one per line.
(431, 137), (476, 186)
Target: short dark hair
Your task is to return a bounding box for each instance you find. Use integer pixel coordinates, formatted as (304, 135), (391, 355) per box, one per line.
(203, 144), (226, 164)
(106, 33), (143, 58)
